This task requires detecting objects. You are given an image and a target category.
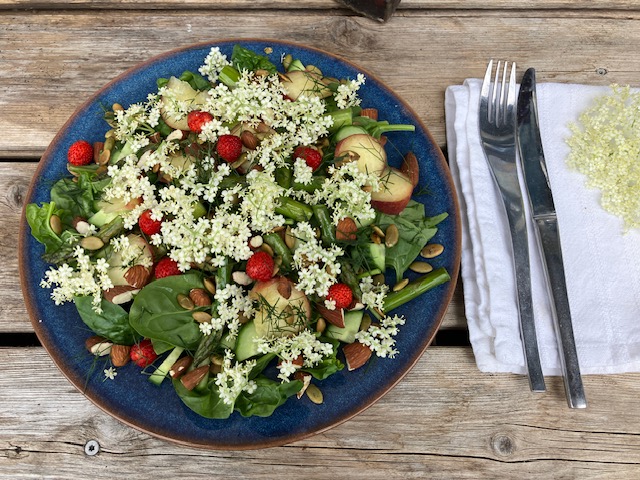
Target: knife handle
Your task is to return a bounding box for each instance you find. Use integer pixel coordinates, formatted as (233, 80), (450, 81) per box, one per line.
(535, 217), (587, 408)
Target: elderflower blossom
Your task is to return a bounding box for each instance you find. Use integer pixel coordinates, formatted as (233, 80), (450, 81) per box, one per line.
(215, 350), (257, 405)
(40, 247), (113, 313)
(291, 222), (344, 297)
(110, 235), (153, 269)
(314, 162), (379, 225)
(355, 314), (406, 358)
(256, 330), (334, 382)
(201, 284), (255, 340)
(112, 93), (162, 141)
(335, 73), (366, 109)
(359, 276), (389, 312)
(240, 169), (286, 233)
(198, 47), (231, 83)
(292, 157), (314, 185)
(104, 367), (118, 380)
(566, 84), (640, 230)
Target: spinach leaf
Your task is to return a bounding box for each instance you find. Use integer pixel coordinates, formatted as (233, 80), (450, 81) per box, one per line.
(172, 378), (234, 419)
(75, 296), (141, 345)
(129, 273), (205, 350)
(25, 202), (64, 254)
(376, 201), (448, 282)
(249, 353), (277, 379)
(235, 376), (302, 418)
(231, 44), (277, 74)
(50, 176), (95, 225)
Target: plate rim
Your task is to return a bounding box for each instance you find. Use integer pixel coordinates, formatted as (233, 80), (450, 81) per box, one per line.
(18, 38), (462, 450)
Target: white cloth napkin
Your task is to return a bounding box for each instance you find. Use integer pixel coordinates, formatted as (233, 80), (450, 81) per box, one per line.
(445, 79), (640, 375)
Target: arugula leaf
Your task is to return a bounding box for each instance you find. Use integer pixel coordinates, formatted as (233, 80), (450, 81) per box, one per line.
(376, 201), (448, 282)
(231, 44), (277, 74)
(172, 378), (234, 420)
(235, 376), (302, 417)
(75, 296), (141, 345)
(25, 202), (65, 254)
(129, 273), (205, 350)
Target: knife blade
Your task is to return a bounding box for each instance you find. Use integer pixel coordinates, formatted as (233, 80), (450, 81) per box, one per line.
(516, 68), (587, 408)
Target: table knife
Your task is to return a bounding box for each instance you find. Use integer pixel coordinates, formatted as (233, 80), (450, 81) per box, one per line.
(516, 68), (587, 408)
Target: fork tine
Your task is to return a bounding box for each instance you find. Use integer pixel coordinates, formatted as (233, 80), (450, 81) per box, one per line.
(480, 59), (493, 119)
(507, 61), (517, 122)
(491, 60), (501, 123)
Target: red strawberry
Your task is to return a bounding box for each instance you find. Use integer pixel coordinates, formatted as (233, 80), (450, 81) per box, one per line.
(130, 338), (158, 367)
(216, 135), (243, 163)
(246, 251), (275, 282)
(67, 140), (94, 166)
(293, 146), (322, 171)
(187, 110), (214, 134)
(327, 283), (353, 309)
(138, 210), (162, 236)
(155, 257), (181, 279)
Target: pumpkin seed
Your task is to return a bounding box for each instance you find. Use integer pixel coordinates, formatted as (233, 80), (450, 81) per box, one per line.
(393, 278), (409, 292)
(49, 214), (62, 236)
(409, 261), (433, 274)
(306, 384), (324, 404)
(80, 236), (104, 251)
(385, 224), (399, 248)
(316, 317), (327, 333)
(192, 311), (212, 324)
(203, 277), (216, 295)
(421, 243), (444, 258)
(282, 53), (293, 70)
(98, 149), (111, 165)
(284, 226), (296, 249)
(260, 243), (274, 256)
(177, 294), (195, 310)
(112, 103), (124, 112)
(370, 233), (382, 244)
(372, 225), (385, 238)
(359, 314), (372, 332)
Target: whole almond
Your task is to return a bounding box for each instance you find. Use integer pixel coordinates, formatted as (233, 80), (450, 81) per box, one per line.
(336, 217), (357, 241)
(110, 344), (131, 367)
(169, 356), (193, 379)
(343, 341), (373, 371)
(124, 265), (151, 289)
(189, 288), (212, 307)
(85, 335), (112, 356)
(241, 130), (259, 150)
(180, 365), (209, 391)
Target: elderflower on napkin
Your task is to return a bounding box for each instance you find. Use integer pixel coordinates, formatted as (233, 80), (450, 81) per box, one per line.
(445, 79), (640, 375)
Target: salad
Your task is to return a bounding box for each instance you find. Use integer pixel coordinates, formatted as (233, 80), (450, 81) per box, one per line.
(26, 45), (450, 419)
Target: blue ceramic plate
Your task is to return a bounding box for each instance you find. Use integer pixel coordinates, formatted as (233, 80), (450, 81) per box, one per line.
(19, 40), (461, 450)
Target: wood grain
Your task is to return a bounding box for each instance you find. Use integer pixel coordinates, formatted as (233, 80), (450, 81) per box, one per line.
(2, 347), (640, 479)
(2, 10), (640, 157)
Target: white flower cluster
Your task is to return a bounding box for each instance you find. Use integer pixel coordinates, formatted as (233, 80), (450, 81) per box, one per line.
(291, 222), (344, 297)
(359, 276), (388, 312)
(240, 169), (286, 232)
(113, 93), (162, 141)
(256, 330), (334, 382)
(40, 246), (114, 313)
(292, 157), (313, 185)
(199, 284), (255, 339)
(215, 350), (257, 405)
(198, 47), (231, 83)
(335, 73), (366, 109)
(110, 235), (153, 269)
(314, 162), (379, 225)
(355, 314), (406, 358)
(104, 367), (118, 380)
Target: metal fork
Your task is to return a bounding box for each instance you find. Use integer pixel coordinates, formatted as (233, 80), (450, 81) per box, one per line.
(479, 60), (546, 392)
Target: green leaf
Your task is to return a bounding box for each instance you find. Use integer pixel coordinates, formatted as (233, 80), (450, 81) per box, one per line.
(302, 339), (344, 380)
(231, 44), (277, 74)
(179, 70), (210, 91)
(376, 200), (448, 282)
(235, 376), (302, 418)
(25, 202), (64, 254)
(75, 296), (141, 345)
(129, 273), (205, 350)
(50, 177), (95, 225)
(172, 378), (234, 419)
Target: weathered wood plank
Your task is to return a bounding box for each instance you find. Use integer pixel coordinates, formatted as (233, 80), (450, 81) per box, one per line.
(0, 162), (466, 333)
(2, 347), (640, 478)
(1, 0), (640, 11)
(1, 11), (639, 157)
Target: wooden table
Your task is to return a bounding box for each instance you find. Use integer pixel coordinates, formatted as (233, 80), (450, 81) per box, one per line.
(3, 1), (640, 477)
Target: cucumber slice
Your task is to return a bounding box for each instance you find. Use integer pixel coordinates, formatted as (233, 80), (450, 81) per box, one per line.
(235, 321), (261, 361)
(325, 310), (364, 344)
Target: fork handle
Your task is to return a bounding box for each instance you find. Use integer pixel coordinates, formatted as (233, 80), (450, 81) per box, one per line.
(500, 188), (547, 392)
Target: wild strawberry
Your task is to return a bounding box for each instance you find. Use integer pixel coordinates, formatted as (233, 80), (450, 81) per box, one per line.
(245, 251), (275, 282)
(187, 110), (213, 134)
(130, 338), (158, 367)
(138, 210), (162, 236)
(67, 140), (94, 166)
(327, 283), (353, 309)
(155, 257), (181, 279)
(293, 146), (322, 171)
(216, 135), (243, 163)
